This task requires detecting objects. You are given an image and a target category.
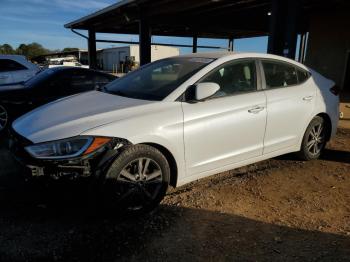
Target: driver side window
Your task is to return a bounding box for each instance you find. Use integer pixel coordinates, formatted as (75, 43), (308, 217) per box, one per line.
(199, 60), (257, 98)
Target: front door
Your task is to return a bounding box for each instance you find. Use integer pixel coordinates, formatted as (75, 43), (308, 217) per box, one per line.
(182, 59), (267, 176)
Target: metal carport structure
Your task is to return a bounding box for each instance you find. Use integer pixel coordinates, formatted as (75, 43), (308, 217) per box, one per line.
(64, 0), (345, 69)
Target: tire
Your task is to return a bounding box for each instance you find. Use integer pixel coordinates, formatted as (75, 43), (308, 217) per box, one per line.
(0, 104), (9, 135)
(100, 144), (170, 213)
(298, 116), (328, 161)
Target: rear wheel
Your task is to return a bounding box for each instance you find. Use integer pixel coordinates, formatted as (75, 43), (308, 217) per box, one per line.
(0, 104), (8, 134)
(298, 116), (328, 160)
(101, 144), (170, 213)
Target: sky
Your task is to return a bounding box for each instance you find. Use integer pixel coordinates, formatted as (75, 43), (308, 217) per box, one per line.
(0, 0), (269, 54)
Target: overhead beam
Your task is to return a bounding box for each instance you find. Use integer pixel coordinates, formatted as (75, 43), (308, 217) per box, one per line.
(95, 39), (226, 49)
(92, 28), (266, 39)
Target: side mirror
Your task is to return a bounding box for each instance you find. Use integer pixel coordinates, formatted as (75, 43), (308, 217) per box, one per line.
(195, 82), (220, 101)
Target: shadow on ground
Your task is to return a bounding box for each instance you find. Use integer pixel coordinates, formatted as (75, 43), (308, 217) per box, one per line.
(0, 139), (349, 262)
(275, 148), (350, 165)
(0, 178), (349, 262)
(322, 149), (350, 164)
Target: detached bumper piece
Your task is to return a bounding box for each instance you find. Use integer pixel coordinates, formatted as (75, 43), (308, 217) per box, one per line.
(27, 160), (92, 180)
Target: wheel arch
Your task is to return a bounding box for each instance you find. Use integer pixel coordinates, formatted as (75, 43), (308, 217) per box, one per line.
(298, 111), (333, 150)
(315, 112), (332, 142)
(141, 142), (178, 188)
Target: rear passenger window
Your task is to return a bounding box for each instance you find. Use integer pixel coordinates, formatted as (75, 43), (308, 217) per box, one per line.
(297, 68), (310, 83)
(262, 60), (298, 88)
(0, 59), (27, 72)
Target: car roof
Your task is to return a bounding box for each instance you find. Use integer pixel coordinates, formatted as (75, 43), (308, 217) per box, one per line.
(0, 55), (27, 60)
(177, 51), (308, 70)
(179, 52), (232, 59)
(47, 66), (112, 75)
(48, 66), (88, 71)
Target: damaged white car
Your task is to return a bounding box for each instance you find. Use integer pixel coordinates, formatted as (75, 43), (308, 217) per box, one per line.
(9, 52), (339, 211)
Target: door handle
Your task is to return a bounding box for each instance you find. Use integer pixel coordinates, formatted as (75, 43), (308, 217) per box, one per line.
(248, 106), (264, 114)
(303, 96), (314, 101)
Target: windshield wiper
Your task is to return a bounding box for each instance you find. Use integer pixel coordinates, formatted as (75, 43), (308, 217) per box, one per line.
(96, 85), (106, 92)
(106, 89), (127, 97)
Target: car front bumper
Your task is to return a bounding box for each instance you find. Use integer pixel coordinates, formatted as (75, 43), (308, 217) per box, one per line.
(8, 128), (127, 180)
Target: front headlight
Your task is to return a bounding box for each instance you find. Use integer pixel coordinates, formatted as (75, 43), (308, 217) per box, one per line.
(25, 136), (112, 159)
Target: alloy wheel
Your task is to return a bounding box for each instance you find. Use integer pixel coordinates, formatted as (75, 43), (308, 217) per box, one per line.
(306, 122), (325, 156)
(0, 105), (8, 132)
(107, 157), (163, 210)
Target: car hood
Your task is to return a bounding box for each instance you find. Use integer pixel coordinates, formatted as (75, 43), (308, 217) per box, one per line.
(12, 91), (155, 143)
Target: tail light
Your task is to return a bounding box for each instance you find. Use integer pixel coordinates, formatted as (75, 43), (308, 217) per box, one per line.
(330, 85), (340, 96)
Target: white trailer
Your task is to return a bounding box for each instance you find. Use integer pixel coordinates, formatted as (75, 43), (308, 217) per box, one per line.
(100, 45), (180, 72)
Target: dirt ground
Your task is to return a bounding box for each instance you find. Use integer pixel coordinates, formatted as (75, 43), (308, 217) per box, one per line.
(0, 129), (349, 262)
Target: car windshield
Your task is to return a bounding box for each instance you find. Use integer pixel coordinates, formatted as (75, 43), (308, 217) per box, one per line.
(103, 57), (214, 101)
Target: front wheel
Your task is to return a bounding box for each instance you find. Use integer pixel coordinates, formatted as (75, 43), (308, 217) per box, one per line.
(298, 116), (328, 160)
(101, 144), (170, 213)
(0, 104), (9, 134)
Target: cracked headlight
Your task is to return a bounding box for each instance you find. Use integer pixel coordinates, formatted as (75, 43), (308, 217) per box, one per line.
(25, 136), (112, 159)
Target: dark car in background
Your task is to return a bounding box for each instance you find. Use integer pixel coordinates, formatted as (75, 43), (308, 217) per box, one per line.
(0, 67), (116, 132)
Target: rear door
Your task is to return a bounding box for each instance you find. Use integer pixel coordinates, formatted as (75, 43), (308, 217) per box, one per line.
(182, 59), (267, 176)
(260, 59), (315, 154)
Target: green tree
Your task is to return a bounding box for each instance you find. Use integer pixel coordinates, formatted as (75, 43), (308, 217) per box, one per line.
(15, 42), (49, 59)
(0, 44), (15, 54)
(25, 42), (49, 59)
(62, 47), (79, 52)
(16, 44), (28, 56)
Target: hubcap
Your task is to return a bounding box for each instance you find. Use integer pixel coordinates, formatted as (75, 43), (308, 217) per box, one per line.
(0, 105), (8, 131)
(307, 123), (325, 155)
(106, 157), (163, 210)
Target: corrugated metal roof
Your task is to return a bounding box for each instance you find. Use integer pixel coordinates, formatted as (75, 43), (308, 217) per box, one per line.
(64, 0), (137, 28)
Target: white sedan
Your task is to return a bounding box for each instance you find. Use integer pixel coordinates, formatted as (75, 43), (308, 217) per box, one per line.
(10, 52), (339, 212)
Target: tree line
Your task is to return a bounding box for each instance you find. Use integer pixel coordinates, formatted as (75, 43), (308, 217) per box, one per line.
(0, 43), (79, 59)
